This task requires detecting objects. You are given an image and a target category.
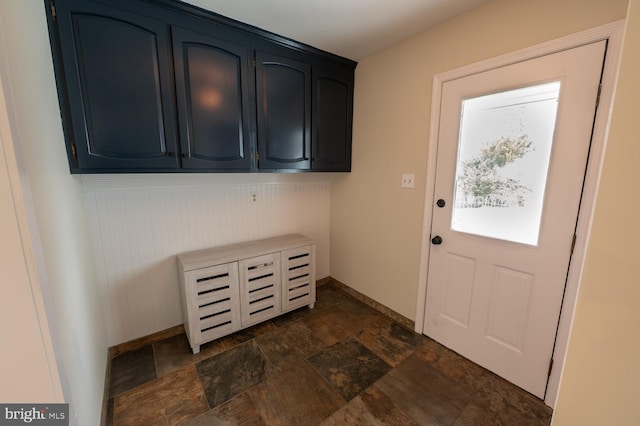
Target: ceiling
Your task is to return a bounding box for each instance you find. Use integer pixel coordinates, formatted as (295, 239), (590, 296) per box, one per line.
(183, 0), (490, 60)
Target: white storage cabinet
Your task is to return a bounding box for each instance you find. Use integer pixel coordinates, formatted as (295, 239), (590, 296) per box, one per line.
(178, 234), (316, 354)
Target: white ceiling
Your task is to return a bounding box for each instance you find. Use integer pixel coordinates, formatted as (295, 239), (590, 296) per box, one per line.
(183, 0), (490, 60)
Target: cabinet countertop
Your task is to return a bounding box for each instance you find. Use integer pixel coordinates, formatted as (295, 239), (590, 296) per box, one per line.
(177, 234), (314, 271)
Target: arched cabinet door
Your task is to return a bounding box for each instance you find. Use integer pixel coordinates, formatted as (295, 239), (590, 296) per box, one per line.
(53, 0), (179, 171)
(172, 27), (254, 171)
(312, 67), (354, 171)
(47, 0), (355, 174)
(255, 52), (311, 171)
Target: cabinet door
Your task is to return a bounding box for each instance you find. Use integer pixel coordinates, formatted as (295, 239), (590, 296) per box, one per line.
(238, 253), (281, 327)
(53, 0), (179, 171)
(183, 262), (241, 347)
(172, 27), (254, 170)
(281, 245), (316, 312)
(312, 68), (354, 171)
(256, 52), (311, 170)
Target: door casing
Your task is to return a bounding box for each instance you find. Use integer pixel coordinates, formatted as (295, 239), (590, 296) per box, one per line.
(414, 20), (625, 408)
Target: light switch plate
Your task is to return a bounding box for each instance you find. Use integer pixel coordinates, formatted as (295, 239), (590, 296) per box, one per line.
(401, 174), (415, 188)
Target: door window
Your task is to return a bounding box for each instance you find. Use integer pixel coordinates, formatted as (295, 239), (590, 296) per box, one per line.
(451, 82), (561, 245)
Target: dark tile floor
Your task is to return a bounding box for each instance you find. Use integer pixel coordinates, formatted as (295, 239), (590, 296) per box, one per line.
(105, 283), (553, 425)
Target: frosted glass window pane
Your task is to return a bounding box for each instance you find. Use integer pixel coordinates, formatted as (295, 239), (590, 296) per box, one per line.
(451, 82), (561, 246)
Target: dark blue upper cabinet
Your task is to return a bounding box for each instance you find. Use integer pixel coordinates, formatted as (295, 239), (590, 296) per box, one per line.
(172, 27), (254, 170)
(312, 67), (354, 171)
(256, 52), (311, 171)
(52, 0), (179, 172)
(45, 0), (356, 173)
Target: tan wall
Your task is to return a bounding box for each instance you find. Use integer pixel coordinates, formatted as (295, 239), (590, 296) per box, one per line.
(0, 1), (108, 423)
(0, 82), (61, 402)
(552, 0), (640, 424)
(331, 0), (629, 320)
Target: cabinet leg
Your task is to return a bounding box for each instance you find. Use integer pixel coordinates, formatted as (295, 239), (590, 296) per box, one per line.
(308, 302), (315, 309)
(192, 345), (200, 355)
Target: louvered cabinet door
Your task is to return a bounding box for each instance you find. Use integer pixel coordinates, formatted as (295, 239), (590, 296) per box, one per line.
(281, 245), (316, 311)
(239, 254), (282, 327)
(183, 263), (241, 353)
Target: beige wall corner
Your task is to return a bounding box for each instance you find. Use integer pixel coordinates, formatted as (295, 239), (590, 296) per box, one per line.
(552, 0), (640, 424)
(0, 66), (63, 404)
(0, 1), (108, 424)
(331, 0), (629, 321)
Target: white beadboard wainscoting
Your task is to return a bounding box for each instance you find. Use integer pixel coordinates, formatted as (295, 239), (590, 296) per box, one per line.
(81, 174), (331, 346)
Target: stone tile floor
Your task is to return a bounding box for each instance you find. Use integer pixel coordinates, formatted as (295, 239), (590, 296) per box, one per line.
(105, 283), (553, 425)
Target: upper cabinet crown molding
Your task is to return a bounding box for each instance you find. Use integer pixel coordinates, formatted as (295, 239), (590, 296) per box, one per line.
(44, 0), (355, 173)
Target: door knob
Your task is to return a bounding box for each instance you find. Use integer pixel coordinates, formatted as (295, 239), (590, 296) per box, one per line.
(436, 199), (446, 208)
(432, 235), (443, 245)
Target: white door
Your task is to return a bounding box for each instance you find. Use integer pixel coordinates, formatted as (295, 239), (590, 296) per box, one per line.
(424, 41), (606, 398)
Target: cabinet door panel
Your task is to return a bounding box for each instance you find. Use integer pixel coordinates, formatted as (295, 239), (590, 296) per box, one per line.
(183, 262), (241, 350)
(312, 69), (353, 171)
(239, 253), (281, 327)
(281, 245), (316, 312)
(256, 53), (311, 170)
(55, 0), (178, 170)
(173, 28), (253, 170)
